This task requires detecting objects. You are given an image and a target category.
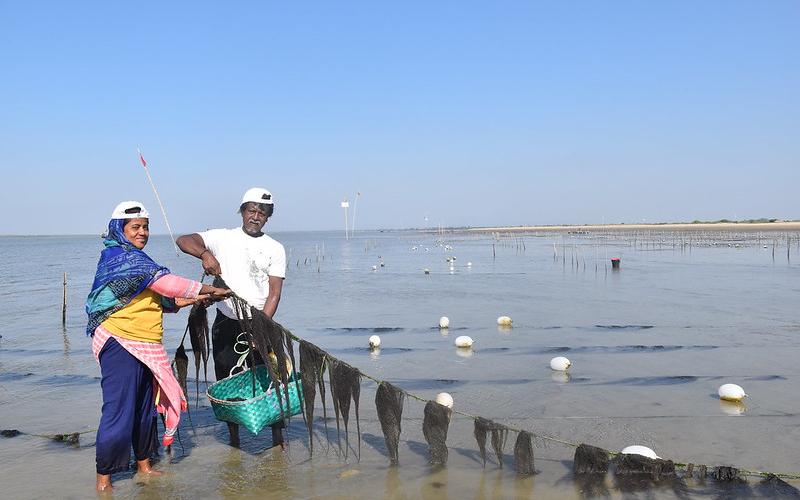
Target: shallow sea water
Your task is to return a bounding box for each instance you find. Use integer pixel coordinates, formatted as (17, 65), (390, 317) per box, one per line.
(1, 230), (799, 499)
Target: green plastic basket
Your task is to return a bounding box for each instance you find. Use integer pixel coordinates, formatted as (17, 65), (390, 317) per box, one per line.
(206, 365), (303, 434)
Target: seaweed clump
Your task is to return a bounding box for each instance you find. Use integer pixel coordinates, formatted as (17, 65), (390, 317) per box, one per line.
(375, 381), (404, 465)
(187, 302), (210, 400)
(473, 417), (508, 468)
(513, 430), (535, 475)
(299, 339), (329, 454)
(328, 357), (362, 460)
(172, 343), (189, 399)
(423, 400), (452, 466)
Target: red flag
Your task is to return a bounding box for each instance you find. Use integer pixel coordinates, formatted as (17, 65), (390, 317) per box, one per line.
(138, 149), (147, 168)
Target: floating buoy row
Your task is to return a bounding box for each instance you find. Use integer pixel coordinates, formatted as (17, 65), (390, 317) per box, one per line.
(438, 316), (513, 329)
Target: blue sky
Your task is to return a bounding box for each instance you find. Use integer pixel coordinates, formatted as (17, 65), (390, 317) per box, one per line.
(1, 1), (798, 234)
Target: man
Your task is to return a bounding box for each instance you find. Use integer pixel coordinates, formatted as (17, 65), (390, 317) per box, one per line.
(176, 187), (286, 448)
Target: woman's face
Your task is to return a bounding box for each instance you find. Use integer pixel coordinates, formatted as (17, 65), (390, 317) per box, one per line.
(123, 218), (150, 249)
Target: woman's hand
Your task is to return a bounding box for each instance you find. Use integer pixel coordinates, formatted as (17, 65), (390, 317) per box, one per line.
(175, 296), (207, 309)
(201, 251), (222, 276)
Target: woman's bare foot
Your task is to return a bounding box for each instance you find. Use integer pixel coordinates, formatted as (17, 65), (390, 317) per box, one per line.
(96, 473), (113, 492)
(136, 459), (163, 476)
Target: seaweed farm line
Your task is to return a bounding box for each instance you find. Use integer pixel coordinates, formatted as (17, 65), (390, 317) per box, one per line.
(1, 229), (799, 498)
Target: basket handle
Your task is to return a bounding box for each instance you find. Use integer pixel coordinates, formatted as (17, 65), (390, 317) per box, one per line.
(229, 332), (251, 377)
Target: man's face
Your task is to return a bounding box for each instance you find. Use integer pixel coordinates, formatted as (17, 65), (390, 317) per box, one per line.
(241, 202), (269, 236)
(123, 218), (150, 249)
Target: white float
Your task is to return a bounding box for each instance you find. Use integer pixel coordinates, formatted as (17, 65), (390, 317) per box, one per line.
(435, 392), (454, 408)
(368, 335), (381, 349)
(497, 316), (513, 327)
(718, 383), (747, 402)
(549, 356), (571, 371)
(621, 445), (660, 459)
(371, 265), (377, 271)
(424, 268), (431, 275)
(454, 335), (473, 348)
(439, 316), (450, 328)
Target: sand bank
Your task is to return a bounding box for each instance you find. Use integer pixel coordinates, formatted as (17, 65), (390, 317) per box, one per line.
(465, 221), (800, 233)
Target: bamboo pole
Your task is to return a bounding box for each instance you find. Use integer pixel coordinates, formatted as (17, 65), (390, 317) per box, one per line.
(62, 272), (67, 326)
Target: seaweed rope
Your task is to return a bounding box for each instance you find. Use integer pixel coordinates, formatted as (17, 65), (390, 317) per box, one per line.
(215, 290), (800, 481)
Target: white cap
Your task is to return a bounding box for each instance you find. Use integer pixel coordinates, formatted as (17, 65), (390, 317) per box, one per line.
(241, 187), (274, 205)
(111, 201), (150, 219)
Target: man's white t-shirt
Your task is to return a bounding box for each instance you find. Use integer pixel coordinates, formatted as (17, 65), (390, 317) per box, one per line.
(199, 227), (286, 319)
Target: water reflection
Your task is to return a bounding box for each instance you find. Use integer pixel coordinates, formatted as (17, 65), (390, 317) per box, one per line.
(719, 400), (747, 416)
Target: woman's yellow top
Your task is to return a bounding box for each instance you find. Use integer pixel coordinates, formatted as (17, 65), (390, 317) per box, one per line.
(101, 289), (164, 343)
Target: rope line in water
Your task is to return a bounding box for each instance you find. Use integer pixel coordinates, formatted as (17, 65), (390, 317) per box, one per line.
(222, 290), (798, 481)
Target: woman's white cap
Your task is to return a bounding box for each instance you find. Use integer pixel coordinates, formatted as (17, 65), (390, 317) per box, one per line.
(241, 187), (274, 205)
(111, 201), (150, 219)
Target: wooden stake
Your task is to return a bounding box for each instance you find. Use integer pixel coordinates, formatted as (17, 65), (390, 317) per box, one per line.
(62, 272), (67, 326)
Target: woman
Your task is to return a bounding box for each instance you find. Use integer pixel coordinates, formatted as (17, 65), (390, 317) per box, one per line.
(86, 201), (230, 492)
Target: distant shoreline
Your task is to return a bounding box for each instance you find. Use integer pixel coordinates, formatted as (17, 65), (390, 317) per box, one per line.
(463, 221), (800, 233)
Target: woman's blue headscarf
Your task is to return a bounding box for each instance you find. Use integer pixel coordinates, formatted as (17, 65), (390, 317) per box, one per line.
(85, 218), (172, 336)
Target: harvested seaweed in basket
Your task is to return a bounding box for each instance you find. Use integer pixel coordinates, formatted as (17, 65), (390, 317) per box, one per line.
(375, 381), (404, 465)
(328, 357), (362, 460)
(423, 400), (451, 466)
(299, 339), (328, 454)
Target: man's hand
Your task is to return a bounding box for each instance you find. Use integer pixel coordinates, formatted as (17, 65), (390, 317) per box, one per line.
(201, 251), (222, 276)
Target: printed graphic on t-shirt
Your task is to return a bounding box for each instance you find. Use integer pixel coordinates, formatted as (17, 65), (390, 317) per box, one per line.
(248, 247), (271, 284)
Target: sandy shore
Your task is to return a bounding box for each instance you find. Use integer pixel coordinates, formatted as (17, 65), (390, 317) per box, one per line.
(465, 221), (800, 233)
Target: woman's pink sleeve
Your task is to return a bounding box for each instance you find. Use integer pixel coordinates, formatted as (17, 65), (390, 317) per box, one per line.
(148, 274), (202, 298)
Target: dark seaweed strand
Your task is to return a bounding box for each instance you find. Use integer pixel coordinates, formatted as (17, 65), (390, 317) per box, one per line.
(351, 363), (362, 461)
(186, 310), (201, 399)
(173, 343), (189, 400)
(328, 357), (344, 457)
(248, 306), (287, 419)
(423, 400), (452, 465)
(328, 357), (360, 460)
(263, 311), (293, 419)
(474, 418), (490, 467)
(473, 417), (508, 468)
(214, 290), (800, 482)
(299, 340), (319, 453)
(514, 431), (535, 475)
(375, 381), (404, 465)
(490, 424), (509, 468)
(229, 295), (260, 399)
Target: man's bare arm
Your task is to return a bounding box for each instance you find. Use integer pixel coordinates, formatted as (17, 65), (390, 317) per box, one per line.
(176, 233), (221, 276)
(263, 276), (284, 318)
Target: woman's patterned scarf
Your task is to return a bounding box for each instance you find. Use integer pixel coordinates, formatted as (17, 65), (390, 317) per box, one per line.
(85, 219), (172, 336)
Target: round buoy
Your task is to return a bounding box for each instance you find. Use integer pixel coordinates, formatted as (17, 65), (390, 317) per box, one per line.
(439, 316), (450, 329)
(718, 383), (746, 402)
(371, 265), (377, 271)
(467, 261), (472, 267)
(424, 268), (430, 275)
(621, 445), (659, 459)
(435, 392), (454, 408)
(455, 335), (473, 348)
(368, 335), (381, 349)
(497, 316), (513, 327)
(549, 356), (571, 371)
